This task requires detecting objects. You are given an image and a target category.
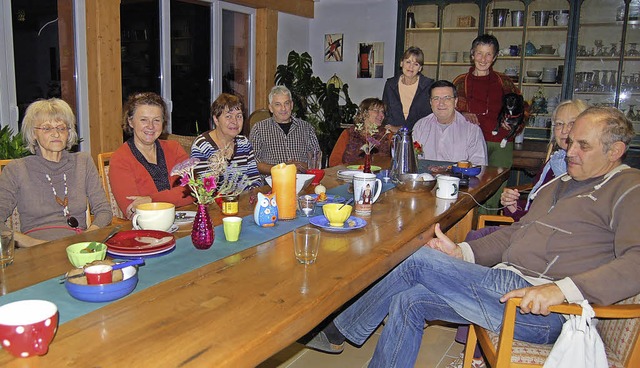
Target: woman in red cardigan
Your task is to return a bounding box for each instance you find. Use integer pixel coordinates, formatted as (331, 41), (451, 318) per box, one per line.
(110, 92), (193, 218)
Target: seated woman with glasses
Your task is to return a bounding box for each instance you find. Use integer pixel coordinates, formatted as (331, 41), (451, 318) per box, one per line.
(328, 98), (392, 167)
(110, 92), (193, 219)
(0, 98), (113, 247)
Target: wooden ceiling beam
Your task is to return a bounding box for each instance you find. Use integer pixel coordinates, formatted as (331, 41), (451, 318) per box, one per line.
(225, 0), (314, 18)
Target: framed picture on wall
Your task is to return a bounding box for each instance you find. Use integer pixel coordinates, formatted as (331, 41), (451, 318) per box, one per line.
(357, 42), (384, 78)
(325, 33), (343, 62)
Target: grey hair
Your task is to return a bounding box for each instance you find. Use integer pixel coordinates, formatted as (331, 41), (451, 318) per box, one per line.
(268, 85), (292, 104)
(21, 98), (79, 154)
(579, 106), (635, 153)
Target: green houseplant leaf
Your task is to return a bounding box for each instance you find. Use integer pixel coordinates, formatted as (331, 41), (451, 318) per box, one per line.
(0, 126), (30, 160)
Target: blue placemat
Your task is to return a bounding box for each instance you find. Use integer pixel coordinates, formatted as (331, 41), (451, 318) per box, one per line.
(0, 183), (397, 324)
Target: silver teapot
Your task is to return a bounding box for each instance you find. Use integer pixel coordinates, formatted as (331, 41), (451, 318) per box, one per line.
(390, 127), (418, 180)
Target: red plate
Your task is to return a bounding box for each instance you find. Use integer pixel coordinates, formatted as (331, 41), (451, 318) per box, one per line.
(106, 230), (176, 253)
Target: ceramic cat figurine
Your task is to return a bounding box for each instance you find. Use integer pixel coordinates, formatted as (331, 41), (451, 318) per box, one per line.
(254, 192), (278, 227)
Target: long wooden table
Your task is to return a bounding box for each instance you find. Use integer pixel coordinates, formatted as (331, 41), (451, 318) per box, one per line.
(0, 165), (509, 367)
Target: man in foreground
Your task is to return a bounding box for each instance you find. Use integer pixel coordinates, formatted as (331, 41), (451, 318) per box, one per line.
(249, 85), (321, 174)
(307, 107), (640, 367)
(412, 80), (487, 166)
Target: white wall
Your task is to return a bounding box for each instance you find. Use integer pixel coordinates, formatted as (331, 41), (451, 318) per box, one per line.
(278, 0), (398, 106)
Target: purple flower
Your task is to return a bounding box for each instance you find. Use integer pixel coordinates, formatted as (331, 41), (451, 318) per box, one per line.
(203, 176), (217, 192)
(179, 174), (190, 187)
(171, 157), (200, 176)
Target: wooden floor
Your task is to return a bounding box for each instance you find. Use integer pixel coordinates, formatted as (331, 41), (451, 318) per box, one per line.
(260, 323), (466, 368)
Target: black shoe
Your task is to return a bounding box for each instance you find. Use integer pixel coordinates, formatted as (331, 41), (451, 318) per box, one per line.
(305, 331), (345, 354)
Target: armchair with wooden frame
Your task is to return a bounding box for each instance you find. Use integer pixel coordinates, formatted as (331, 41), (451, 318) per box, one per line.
(463, 295), (640, 367)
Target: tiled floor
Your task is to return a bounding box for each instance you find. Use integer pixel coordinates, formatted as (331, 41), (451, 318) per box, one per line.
(259, 323), (465, 368)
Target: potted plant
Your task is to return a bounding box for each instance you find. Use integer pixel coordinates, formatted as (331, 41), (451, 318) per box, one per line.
(274, 51), (358, 163)
(0, 126), (30, 160)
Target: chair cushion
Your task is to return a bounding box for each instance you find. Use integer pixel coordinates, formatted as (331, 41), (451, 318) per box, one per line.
(486, 329), (624, 366)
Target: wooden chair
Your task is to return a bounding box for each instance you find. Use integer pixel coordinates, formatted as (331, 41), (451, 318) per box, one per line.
(476, 183), (533, 229)
(97, 152), (126, 220)
(247, 108), (271, 134)
(0, 159), (21, 232)
(463, 295), (640, 367)
(164, 133), (196, 154)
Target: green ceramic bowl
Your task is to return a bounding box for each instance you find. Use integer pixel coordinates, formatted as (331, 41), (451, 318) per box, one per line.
(66, 242), (107, 268)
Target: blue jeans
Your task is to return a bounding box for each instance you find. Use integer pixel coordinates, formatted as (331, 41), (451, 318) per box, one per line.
(334, 247), (565, 368)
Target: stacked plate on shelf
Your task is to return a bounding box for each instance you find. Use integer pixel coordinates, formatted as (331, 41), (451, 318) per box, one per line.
(106, 230), (176, 259)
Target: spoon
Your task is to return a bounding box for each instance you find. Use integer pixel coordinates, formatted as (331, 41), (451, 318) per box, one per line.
(338, 198), (354, 210)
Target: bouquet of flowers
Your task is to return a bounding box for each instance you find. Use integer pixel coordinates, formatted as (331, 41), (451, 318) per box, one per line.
(171, 151), (258, 204)
(355, 120), (390, 155)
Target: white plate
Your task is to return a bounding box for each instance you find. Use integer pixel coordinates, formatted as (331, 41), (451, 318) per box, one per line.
(174, 211), (196, 225)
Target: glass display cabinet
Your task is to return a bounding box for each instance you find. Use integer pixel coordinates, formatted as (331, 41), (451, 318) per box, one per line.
(573, 0), (640, 147)
(398, 0), (640, 148)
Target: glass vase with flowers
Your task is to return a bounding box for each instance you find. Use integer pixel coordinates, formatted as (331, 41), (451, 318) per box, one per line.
(171, 152), (258, 249)
(354, 108), (390, 173)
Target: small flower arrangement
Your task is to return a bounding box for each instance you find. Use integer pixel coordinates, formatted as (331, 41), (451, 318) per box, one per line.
(355, 120), (390, 155)
(413, 141), (424, 157)
(171, 151), (258, 204)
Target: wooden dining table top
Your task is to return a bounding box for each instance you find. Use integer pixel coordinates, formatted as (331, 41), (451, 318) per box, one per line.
(0, 165), (509, 367)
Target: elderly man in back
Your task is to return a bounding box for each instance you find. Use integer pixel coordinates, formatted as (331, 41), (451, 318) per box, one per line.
(412, 80), (487, 166)
(306, 107), (640, 367)
(249, 85), (321, 174)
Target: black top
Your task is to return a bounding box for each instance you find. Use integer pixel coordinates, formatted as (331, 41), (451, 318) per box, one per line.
(382, 73), (434, 131)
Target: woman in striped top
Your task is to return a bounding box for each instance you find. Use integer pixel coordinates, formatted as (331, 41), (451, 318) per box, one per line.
(190, 93), (262, 190)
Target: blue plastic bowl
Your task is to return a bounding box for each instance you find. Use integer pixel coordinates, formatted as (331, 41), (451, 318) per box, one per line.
(65, 266), (138, 303)
(451, 165), (482, 177)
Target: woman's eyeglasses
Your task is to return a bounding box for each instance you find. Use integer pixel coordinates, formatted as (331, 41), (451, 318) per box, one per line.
(552, 121), (574, 131)
(34, 126), (69, 134)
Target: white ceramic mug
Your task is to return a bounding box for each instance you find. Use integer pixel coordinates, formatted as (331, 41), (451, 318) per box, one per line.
(353, 172), (382, 215)
(435, 175), (460, 200)
(132, 202), (175, 231)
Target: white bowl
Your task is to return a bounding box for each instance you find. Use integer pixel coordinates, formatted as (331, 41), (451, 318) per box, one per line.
(265, 174), (315, 194)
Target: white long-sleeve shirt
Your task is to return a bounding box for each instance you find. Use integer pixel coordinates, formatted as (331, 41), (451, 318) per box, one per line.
(412, 111), (488, 166)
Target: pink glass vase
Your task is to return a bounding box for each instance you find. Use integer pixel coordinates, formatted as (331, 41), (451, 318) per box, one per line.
(191, 203), (214, 249)
(363, 153), (372, 173)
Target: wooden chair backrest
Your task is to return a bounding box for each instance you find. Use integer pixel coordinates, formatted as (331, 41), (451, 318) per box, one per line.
(248, 109), (271, 134)
(164, 134), (196, 154)
(97, 152), (125, 219)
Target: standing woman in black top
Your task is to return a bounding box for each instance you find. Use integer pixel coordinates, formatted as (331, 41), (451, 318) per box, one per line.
(382, 46), (434, 132)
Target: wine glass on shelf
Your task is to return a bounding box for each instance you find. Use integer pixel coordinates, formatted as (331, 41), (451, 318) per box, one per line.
(600, 70), (609, 92)
(608, 70), (617, 92)
(594, 39), (604, 56)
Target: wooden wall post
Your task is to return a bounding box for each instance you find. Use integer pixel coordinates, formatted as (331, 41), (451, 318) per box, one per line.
(255, 8), (279, 110)
(85, 0), (123, 161)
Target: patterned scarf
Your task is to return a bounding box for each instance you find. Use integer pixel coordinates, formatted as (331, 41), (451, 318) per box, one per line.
(127, 138), (170, 191)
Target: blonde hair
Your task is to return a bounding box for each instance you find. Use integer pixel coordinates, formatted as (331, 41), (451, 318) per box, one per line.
(21, 98), (79, 154)
(546, 99), (589, 160)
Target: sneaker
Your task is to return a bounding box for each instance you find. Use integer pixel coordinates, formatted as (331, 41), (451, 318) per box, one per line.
(446, 352), (486, 368)
(305, 331), (345, 354)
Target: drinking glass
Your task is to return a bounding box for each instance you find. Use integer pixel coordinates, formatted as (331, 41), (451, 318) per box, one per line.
(294, 227), (320, 264)
(0, 230), (14, 268)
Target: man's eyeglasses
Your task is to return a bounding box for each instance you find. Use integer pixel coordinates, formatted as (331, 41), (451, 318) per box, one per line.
(552, 121), (574, 130)
(430, 96), (455, 103)
(34, 126), (70, 134)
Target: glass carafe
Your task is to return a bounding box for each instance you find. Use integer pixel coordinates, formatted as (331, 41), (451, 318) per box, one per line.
(610, 43), (618, 57)
(600, 70), (609, 92)
(607, 70), (617, 92)
(592, 70), (601, 92)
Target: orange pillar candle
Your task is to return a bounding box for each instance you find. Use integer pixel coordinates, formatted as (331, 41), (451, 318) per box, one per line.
(271, 163), (297, 220)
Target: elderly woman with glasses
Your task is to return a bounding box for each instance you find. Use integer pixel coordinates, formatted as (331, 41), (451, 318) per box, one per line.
(329, 98), (392, 167)
(0, 98), (112, 247)
(110, 92), (193, 218)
